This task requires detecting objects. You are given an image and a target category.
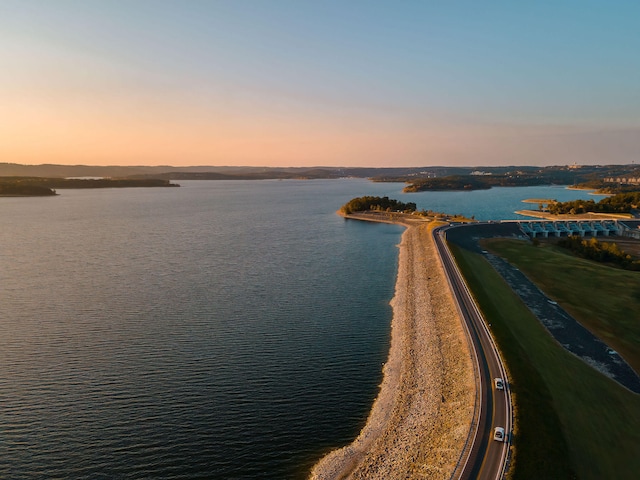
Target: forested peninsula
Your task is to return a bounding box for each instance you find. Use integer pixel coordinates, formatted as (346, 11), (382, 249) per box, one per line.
(0, 177), (178, 197)
(0, 183), (58, 196)
(401, 174), (544, 192)
(548, 192), (640, 215)
(338, 196), (477, 224)
(340, 196), (417, 214)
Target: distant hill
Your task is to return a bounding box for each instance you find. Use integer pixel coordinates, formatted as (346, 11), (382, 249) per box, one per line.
(0, 163), (549, 180)
(2, 163), (639, 189)
(0, 163), (349, 179)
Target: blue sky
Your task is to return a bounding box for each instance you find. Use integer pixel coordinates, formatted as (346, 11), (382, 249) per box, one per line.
(1, 0), (639, 166)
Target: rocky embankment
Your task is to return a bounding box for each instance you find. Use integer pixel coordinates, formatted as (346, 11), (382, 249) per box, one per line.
(310, 221), (475, 479)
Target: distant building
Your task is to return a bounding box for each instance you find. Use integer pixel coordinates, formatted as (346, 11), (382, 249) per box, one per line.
(605, 177), (640, 184)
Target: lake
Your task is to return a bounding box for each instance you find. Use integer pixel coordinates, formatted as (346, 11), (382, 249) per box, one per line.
(0, 180), (595, 479)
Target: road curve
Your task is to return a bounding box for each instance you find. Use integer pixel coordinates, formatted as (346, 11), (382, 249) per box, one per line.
(433, 226), (513, 480)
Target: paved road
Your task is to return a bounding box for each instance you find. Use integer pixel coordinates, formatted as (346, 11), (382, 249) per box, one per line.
(433, 226), (512, 480)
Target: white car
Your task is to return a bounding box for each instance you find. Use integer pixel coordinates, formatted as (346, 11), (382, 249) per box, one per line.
(494, 427), (505, 442)
(494, 378), (504, 390)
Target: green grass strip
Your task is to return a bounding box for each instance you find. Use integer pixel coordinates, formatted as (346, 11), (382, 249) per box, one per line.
(484, 239), (640, 373)
(451, 243), (640, 480)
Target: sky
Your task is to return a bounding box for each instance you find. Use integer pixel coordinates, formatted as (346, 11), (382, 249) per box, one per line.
(1, 0), (639, 167)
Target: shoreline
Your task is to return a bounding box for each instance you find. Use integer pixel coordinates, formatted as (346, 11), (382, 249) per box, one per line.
(310, 217), (475, 479)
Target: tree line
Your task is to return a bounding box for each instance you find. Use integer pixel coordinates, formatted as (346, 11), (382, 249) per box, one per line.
(402, 172), (578, 192)
(0, 183), (57, 196)
(340, 196), (417, 214)
(7, 177), (179, 189)
(548, 192), (640, 215)
(556, 236), (640, 270)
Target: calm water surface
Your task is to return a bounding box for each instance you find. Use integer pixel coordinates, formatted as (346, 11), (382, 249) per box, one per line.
(0, 180), (594, 479)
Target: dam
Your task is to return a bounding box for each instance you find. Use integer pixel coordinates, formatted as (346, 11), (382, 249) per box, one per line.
(519, 219), (619, 238)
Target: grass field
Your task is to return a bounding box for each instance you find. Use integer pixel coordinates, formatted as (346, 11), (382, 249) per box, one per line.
(484, 238), (640, 374)
(450, 242), (640, 480)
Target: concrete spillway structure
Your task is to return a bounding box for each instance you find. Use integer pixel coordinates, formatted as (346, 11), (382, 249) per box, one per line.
(519, 223), (533, 236)
(531, 222), (547, 237)
(554, 222), (570, 236)
(603, 220), (618, 235)
(567, 222), (584, 236)
(591, 221), (607, 236)
(543, 223), (557, 236)
(519, 220), (619, 238)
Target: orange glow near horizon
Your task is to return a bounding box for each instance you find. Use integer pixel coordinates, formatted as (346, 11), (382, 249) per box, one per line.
(0, 93), (447, 166)
(2, 90), (639, 168)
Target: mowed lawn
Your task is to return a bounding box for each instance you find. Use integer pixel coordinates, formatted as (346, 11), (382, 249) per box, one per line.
(451, 241), (640, 480)
(484, 238), (640, 374)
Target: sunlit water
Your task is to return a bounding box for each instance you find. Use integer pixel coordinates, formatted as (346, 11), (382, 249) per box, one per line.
(0, 180), (594, 479)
